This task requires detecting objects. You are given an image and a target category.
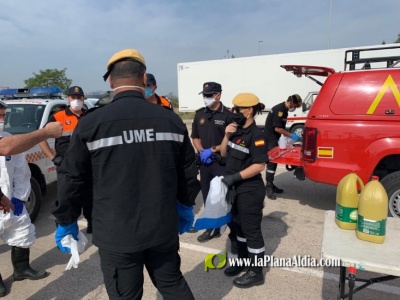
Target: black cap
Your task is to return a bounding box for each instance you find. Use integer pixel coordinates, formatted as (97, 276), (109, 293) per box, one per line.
(198, 82), (222, 95)
(68, 86), (84, 96)
(147, 73), (156, 85)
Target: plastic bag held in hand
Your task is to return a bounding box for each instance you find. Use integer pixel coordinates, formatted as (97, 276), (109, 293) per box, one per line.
(177, 202), (194, 234)
(200, 148), (214, 165)
(55, 221), (79, 253)
(290, 133), (301, 142)
(62, 232), (89, 270)
(11, 197), (24, 216)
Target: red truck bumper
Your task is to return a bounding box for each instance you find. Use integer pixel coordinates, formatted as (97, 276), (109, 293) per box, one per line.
(268, 145), (302, 167)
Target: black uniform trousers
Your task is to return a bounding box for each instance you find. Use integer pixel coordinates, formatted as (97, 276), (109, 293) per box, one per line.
(199, 162), (236, 241)
(99, 238), (194, 300)
(232, 186), (265, 273)
(266, 138), (278, 182)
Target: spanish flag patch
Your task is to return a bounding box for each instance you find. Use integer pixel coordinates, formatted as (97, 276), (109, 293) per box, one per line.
(255, 139), (265, 147)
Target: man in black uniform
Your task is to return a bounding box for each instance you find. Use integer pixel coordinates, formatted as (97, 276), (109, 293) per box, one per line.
(264, 94), (302, 199)
(191, 82), (236, 247)
(52, 49), (200, 300)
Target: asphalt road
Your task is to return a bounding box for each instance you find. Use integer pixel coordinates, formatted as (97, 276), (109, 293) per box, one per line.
(0, 166), (399, 300)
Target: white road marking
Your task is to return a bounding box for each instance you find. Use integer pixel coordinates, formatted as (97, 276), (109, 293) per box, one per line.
(180, 242), (400, 295)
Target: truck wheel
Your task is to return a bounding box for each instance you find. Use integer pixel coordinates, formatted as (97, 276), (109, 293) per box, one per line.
(291, 125), (304, 137)
(25, 178), (42, 223)
(380, 171), (400, 218)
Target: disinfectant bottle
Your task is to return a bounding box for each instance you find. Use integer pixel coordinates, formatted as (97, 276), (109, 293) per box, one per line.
(356, 176), (388, 244)
(278, 134), (287, 150)
(335, 173), (364, 230)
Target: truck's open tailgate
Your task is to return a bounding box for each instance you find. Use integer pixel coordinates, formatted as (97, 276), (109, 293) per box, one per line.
(268, 145), (302, 166)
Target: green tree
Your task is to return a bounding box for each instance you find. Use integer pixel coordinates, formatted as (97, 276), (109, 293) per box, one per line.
(24, 68), (72, 94)
(395, 33), (400, 43)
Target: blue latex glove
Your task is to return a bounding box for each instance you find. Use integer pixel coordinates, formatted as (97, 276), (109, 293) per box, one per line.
(11, 197), (24, 216)
(290, 133), (301, 142)
(200, 148), (214, 165)
(177, 202), (194, 235)
(55, 221), (79, 253)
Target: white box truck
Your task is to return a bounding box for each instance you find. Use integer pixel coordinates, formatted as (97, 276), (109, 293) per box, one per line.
(177, 43), (398, 135)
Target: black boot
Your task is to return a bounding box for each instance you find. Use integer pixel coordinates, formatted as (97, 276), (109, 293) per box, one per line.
(266, 181), (277, 200)
(225, 239), (247, 277)
(11, 247), (49, 281)
(233, 270), (264, 288)
(0, 274), (6, 297)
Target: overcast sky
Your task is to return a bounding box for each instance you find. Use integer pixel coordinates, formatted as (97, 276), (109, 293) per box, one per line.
(0, 0), (399, 96)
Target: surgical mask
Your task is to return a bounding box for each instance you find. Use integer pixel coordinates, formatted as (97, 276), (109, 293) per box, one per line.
(232, 113), (247, 126)
(71, 100), (83, 110)
(0, 121), (3, 137)
(145, 87), (154, 98)
(204, 97), (215, 107)
(288, 107), (296, 112)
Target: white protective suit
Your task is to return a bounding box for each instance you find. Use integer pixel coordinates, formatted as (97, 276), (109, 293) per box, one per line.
(0, 132), (35, 247)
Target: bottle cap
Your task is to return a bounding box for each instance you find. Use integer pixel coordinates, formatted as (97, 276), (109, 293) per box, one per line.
(371, 175), (379, 181)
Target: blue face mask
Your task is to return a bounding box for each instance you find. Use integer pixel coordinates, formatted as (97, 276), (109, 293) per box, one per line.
(145, 87), (154, 98)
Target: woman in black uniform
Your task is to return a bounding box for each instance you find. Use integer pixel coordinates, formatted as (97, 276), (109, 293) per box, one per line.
(220, 93), (267, 288)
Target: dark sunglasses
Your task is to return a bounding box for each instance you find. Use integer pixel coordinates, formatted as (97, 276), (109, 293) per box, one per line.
(233, 107), (250, 113)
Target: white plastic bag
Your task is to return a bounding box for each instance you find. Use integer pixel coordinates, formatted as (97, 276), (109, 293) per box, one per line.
(194, 176), (232, 232)
(61, 231), (88, 270)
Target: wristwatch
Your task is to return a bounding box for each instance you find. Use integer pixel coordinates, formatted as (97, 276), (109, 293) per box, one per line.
(212, 146), (218, 153)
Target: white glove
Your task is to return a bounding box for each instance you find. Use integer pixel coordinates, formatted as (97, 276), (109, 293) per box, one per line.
(61, 231), (88, 270)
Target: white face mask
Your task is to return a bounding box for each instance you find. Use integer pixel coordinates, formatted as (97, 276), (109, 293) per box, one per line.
(71, 99), (83, 110)
(0, 121), (4, 137)
(204, 97), (215, 107)
(288, 107), (296, 112)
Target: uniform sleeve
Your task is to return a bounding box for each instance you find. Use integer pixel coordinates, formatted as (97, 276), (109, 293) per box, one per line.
(272, 110), (285, 129)
(177, 131), (201, 206)
(52, 124), (92, 225)
(250, 134), (268, 164)
(190, 115), (199, 139)
(12, 152), (31, 201)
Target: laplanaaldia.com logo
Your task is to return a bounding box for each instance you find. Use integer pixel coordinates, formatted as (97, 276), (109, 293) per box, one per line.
(204, 251), (227, 271)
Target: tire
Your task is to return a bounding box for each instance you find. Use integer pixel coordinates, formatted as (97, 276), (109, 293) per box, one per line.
(380, 171), (400, 218)
(291, 125), (304, 137)
(25, 177), (42, 223)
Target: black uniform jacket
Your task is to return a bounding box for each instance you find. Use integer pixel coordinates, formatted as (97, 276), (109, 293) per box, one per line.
(226, 122), (268, 193)
(264, 101), (288, 144)
(52, 90), (200, 253)
(191, 103), (233, 149)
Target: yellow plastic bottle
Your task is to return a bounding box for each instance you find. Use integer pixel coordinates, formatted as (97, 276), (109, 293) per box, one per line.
(356, 176), (388, 244)
(335, 173), (364, 229)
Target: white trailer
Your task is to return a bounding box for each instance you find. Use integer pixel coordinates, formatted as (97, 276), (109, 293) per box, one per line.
(177, 43), (399, 134)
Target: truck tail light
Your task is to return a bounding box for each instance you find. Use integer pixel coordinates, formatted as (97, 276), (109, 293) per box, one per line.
(302, 127), (317, 162)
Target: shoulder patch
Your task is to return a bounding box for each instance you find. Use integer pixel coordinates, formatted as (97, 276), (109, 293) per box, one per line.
(278, 111), (283, 117)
